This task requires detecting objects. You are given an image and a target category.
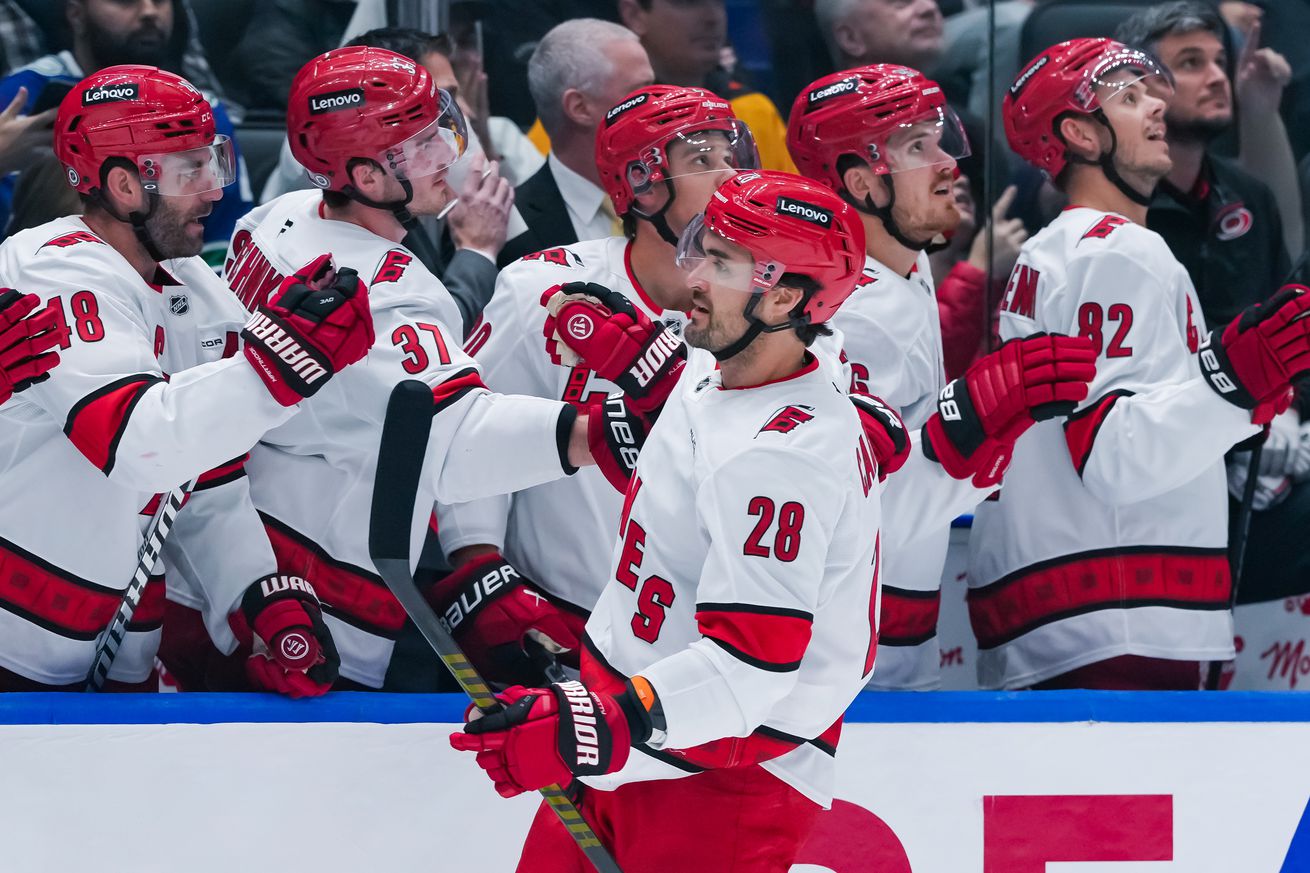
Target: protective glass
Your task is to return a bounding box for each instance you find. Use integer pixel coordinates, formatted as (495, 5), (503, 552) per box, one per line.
(138, 135), (236, 196)
(875, 104), (971, 174)
(675, 213), (784, 294)
(380, 90), (469, 181)
(626, 119), (760, 195)
(1085, 48), (1175, 108)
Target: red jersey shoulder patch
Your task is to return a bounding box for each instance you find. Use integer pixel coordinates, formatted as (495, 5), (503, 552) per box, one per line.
(41, 230), (104, 249)
(1080, 215), (1128, 243)
(757, 404), (815, 437)
(372, 250), (413, 284)
(522, 247), (583, 268)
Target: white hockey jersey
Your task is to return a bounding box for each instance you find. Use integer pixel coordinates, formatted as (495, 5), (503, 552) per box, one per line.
(968, 207), (1258, 689)
(0, 217), (292, 685)
(579, 347), (985, 807)
(227, 191), (577, 688)
(834, 251), (950, 690)
(439, 237), (686, 613)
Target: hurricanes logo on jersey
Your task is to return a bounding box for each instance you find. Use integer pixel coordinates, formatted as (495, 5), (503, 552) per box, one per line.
(41, 230), (104, 249)
(757, 404), (816, 437)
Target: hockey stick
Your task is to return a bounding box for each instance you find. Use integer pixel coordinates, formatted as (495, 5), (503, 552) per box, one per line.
(1205, 440), (1263, 691)
(85, 478), (197, 691)
(368, 380), (622, 873)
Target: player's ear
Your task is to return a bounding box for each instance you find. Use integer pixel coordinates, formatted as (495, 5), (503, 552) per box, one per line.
(1057, 114), (1103, 163)
(842, 162), (887, 210)
(347, 159), (387, 198)
(765, 280), (805, 320)
(102, 163), (146, 214)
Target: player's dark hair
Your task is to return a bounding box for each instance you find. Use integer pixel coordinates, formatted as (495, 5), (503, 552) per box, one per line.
(1114, 2), (1226, 57)
(78, 156), (138, 210)
(347, 27), (454, 60)
(780, 274), (834, 346)
(320, 158), (386, 208)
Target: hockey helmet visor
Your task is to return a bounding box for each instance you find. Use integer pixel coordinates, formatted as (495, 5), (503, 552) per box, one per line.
(626, 119), (759, 199)
(138, 134), (236, 195)
(675, 212), (783, 295)
(379, 89), (468, 181)
(1080, 47), (1174, 111)
(877, 103), (971, 174)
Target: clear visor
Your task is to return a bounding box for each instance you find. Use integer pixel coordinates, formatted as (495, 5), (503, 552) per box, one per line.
(138, 135), (236, 196)
(380, 90), (469, 181)
(1086, 50), (1175, 107)
(626, 119), (760, 195)
(874, 105), (971, 174)
(675, 213), (784, 294)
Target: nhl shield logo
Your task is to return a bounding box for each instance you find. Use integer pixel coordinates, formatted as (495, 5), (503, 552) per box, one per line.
(169, 294), (190, 316)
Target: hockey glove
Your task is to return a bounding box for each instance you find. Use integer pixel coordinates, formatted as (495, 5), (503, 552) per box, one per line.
(426, 553), (583, 687)
(586, 392), (653, 492)
(542, 281), (685, 418)
(243, 254), (375, 406)
(0, 289), (60, 403)
(450, 679), (658, 798)
(923, 333), (1097, 487)
(240, 575), (340, 698)
(850, 392), (910, 482)
(1200, 285), (1310, 419)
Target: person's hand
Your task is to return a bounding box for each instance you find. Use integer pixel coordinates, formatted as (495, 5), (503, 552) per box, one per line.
(967, 185), (1029, 282)
(0, 88), (56, 176)
(447, 153), (514, 258)
(1235, 22), (1292, 120)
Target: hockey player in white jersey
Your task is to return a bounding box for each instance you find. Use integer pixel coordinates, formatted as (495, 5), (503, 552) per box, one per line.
(439, 85), (757, 664)
(787, 64), (971, 690)
(0, 289), (60, 406)
(972, 38), (1310, 689)
(0, 66), (377, 693)
(223, 47), (647, 690)
(450, 172), (1097, 871)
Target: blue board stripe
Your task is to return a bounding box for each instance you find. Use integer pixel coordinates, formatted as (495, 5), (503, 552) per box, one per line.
(1, 691), (1309, 726)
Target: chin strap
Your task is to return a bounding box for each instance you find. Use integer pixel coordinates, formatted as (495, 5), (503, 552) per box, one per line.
(845, 175), (935, 253)
(711, 294), (807, 361)
(94, 187), (166, 263)
(1065, 110), (1154, 207)
(342, 177), (445, 269)
(631, 179), (683, 248)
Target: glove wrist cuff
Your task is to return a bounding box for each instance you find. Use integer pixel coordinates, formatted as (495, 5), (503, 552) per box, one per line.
(617, 676), (663, 746)
(426, 554), (525, 633)
(240, 574), (320, 624)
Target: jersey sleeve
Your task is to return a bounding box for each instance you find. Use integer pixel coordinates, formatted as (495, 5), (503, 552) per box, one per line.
(840, 306), (937, 417)
(881, 428), (991, 549)
(5, 257), (294, 493)
(638, 448), (839, 750)
(1009, 249), (1257, 505)
(161, 455), (277, 653)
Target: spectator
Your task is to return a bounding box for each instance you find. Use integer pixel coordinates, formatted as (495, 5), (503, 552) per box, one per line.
(8, 152), (79, 234)
(0, 1), (46, 77)
(613, 0), (796, 172)
(499, 18), (654, 267)
(932, 0), (1034, 124)
(223, 0), (356, 113)
(0, 0), (252, 265)
(814, 0), (944, 72)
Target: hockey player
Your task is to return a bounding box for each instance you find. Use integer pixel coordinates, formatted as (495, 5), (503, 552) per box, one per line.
(973, 38), (1310, 689)
(222, 47), (646, 690)
(437, 84), (757, 671)
(0, 66), (376, 693)
(450, 171), (1098, 871)
(786, 64), (971, 690)
(0, 290), (60, 406)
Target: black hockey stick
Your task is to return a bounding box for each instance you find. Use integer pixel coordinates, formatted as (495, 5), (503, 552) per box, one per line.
(368, 380), (622, 873)
(1205, 440), (1264, 691)
(86, 477), (198, 690)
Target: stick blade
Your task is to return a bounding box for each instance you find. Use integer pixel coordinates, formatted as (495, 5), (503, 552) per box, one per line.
(369, 380), (434, 565)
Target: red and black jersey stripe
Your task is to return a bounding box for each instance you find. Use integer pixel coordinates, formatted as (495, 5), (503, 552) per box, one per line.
(431, 367), (487, 415)
(64, 374), (165, 475)
(878, 586), (942, 648)
(695, 602), (813, 673)
(1064, 389), (1135, 476)
(968, 546), (1231, 650)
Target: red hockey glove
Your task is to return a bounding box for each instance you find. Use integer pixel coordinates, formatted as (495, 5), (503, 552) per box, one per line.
(585, 393), (653, 492)
(1200, 284), (1310, 417)
(0, 289), (60, 404)
(850, 392), (910, 481)
(240, 575), (340, 698)
(427, 553), (583, 687)
(243, 254), (375, 406)
(449, 679), (656, 798)
(542, 281), (685, 417)
(923, 333), (1097, 487)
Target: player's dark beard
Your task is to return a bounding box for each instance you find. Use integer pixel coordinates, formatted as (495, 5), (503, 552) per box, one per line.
(86, 23), (172, 69)
(143, 198), (207, 260)
(1165, 112), (1230, 145)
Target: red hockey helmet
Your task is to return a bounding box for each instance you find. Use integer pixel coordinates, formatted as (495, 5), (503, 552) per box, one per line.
(595, 85), (759, 216)
(287, 46), (468, 192)
(676, 171), (865, 326)
(787, 65), (970, 192)
(1004, 37), (1173, 177)
(55, 65), (234, 196)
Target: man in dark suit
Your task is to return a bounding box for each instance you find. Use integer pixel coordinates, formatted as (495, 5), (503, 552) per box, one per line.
(499, 18), (653, 267)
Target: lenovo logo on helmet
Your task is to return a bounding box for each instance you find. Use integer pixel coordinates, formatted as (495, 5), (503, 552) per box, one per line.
(807, 76), (858, 107)
(776, 196), (832, 228)
(82, 83), (139, 105)
(1009, 55), (1048, 98)
(309, 88), (364, 114)
(605, 93), (648, 125)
